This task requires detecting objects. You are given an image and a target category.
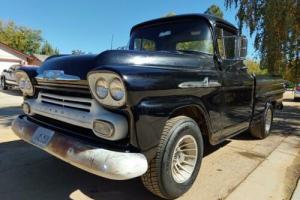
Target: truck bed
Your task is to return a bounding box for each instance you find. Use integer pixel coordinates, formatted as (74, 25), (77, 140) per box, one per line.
(254, 75), (284, 116)
(256, 75), (284, 102)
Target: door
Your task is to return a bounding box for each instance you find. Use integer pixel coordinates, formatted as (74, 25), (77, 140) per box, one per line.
(6, 65), (19, 82)
(6, 66), (14, 81)
(215, 26), (253, 136)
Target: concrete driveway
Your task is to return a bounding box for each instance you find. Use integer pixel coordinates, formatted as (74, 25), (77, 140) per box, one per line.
(0, 90), (299, 200)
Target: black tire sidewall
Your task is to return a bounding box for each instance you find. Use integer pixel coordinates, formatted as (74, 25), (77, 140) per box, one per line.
(159, 119), (203, 199)
(1, 77), (8, 90)
(0, 77), (3, 88)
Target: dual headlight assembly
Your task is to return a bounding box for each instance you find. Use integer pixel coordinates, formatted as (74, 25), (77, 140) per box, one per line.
(15, 71), (34, 96)
(88, 72), (126, 107)
(15, 70), (126, 108)
(15, 71), (126, 139)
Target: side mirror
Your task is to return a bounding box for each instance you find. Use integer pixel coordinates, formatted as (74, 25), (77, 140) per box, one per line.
(221, 35), (248, 60)
(238, 36), (247, 59)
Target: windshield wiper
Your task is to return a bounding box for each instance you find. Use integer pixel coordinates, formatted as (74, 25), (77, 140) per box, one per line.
(174, 50), (204, 55)
(157, 50), (204, 55)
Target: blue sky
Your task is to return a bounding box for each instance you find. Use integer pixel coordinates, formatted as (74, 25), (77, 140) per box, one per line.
(0, 0), (255, 57)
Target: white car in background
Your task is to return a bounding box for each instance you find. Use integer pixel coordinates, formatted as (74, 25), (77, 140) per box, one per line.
(294, 83), (300, 101)
(1, 65), (38, 90)
(0, 65), (21, 90)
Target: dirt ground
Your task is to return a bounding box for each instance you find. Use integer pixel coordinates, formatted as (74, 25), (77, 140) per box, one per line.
(0, 89), (299, 200)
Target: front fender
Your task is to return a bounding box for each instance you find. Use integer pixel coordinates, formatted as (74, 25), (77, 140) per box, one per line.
(132, 95), (213, 152)
(17, 67), (39, 83)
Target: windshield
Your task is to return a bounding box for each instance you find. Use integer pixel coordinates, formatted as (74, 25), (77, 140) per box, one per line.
(129, 19), (213, 54)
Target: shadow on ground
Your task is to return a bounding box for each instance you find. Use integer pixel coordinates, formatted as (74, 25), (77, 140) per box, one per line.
(273, 105), (300, 135)
(0, 106), (22, 127)
(0, 89), (22, 97)
(0, 140), (162, 200)
(0, 136), (229, 200)
(0, 106), (22, 117)
(234, 103), (300, 142)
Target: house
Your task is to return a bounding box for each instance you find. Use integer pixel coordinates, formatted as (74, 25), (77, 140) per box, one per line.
(0, 42), (49, 73)
(30, 54), (50, 66)
(0, 42), (32, 73)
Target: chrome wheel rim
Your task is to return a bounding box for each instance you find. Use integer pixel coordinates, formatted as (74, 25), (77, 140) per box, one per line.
(171, 135), (198, 183)
(265, 108), (272, 133)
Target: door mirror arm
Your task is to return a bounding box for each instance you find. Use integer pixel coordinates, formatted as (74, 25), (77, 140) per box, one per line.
(214, 54), (223, 70)
(240, 66), (248, 72)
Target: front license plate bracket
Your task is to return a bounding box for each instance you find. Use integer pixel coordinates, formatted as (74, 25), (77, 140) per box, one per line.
(31, 127), (54, 148)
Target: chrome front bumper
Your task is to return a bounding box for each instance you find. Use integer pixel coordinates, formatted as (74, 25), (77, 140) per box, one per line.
(12, 115), (148, 180)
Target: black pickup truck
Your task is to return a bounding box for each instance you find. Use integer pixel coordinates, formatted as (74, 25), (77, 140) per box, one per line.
(12, 14), (284, 199)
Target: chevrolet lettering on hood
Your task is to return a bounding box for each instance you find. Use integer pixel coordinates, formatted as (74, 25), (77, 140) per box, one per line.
(35, 70), (81, 81)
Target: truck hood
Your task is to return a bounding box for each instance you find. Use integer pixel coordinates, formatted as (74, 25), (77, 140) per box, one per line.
(37, 50), (213, 80)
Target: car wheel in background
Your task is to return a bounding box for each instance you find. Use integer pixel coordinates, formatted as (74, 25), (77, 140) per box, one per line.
(0, 77), (8, 90)
(141, 116), (204, 199)
(250, 103), (273, 139)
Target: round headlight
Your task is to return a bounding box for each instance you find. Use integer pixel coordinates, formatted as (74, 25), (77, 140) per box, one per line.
(19, 78), (26, 90)
(17, 73), (34, 96)
(109, 78), (125, 101)
(95, 78), (108, 99)
(25, 79), (32, 90)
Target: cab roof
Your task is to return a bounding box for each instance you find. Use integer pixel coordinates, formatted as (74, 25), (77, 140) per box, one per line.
(130, 13), (238, 34)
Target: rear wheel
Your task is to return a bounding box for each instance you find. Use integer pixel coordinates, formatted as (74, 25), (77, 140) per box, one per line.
(0, 77), (8, 90)
(141, 116), (203, 199)
(250, 103), (273, 139)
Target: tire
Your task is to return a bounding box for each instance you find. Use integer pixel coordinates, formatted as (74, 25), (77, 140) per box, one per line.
(141, 116), (204, 199)
(0, 77), (8, 90)
(250, 103), (273, 139)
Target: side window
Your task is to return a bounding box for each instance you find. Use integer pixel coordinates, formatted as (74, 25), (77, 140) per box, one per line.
(216, 27), (237, 59)
(134, 38), (156, 51)
(176, 40), (213, 54)
(175, 29), (214, 54)
(216, 27), (225, 58)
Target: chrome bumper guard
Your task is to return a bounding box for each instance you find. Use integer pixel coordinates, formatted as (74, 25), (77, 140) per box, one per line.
(12, 115), (148, 180)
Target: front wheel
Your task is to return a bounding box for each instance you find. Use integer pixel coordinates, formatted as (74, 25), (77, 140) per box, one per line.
(141, 116), (203, 199)
(250, 103), (273, 139)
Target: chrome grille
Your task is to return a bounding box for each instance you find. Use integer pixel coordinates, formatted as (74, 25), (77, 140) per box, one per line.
(39, 92), (92, 112)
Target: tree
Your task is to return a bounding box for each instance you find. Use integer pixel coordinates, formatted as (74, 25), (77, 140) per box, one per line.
(244, 59), (268, 75)
(0, 19), (60, 55)
(164, 12), (176, 17)
(71, 49), (85, 55)
(54, 48), (60, 55)
(204, 4), (224, 18)
(0, 20), (42, 54)
(225, 0), (299, 82)
(40, 41), (59, 55)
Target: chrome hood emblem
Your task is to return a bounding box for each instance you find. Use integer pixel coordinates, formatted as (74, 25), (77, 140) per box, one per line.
(35, 70), (80, 81)
(178, 77), (221, 88)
